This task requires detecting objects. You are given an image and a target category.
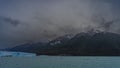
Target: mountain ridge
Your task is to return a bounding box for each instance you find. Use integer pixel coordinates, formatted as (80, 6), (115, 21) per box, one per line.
(7, 31), (120, 56)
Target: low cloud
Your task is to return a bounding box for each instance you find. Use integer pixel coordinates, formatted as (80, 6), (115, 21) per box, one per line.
(0, 0), (120, 48)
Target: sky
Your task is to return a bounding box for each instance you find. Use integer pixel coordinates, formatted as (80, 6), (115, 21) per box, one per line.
(0, 0), (120, 49)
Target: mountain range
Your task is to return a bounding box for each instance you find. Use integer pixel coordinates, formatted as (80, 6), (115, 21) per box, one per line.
(7, 31), (120, 56)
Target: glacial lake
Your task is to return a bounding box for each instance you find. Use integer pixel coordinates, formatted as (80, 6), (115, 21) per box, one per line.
(0, 56), (120, 68)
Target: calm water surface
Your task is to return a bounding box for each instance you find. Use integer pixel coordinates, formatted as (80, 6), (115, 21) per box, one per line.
(0, 56), (120, 68)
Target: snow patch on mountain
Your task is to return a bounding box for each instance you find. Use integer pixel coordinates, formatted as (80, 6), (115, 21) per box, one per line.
(49, 34), (74, 46)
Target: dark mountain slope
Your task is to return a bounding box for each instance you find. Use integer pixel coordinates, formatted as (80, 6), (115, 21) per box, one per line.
(9, 32), (120, 56)
(36, 32), (120, 56)
(9, 42), (48, 54)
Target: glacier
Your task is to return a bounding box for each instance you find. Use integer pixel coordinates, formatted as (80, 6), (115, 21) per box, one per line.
(0, 51), (36, 57)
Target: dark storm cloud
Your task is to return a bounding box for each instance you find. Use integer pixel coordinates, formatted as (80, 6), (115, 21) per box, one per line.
(0, 0), (120, 48)
(0, 16), (20, 26)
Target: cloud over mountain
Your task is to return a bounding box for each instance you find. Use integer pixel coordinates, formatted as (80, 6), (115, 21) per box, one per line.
(0, 0), (120, 48)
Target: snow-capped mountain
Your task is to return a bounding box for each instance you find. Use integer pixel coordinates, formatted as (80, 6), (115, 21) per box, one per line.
(7, 32), (120, 56)
(37, 32), (120, 56)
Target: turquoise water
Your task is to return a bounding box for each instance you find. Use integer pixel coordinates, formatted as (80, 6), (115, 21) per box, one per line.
(0, 56), (120, 68)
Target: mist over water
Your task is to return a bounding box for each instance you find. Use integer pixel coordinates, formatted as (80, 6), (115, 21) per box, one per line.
(0, 0), (120, 48)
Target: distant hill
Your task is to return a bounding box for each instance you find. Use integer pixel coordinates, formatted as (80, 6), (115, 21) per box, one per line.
(9, 32), (120, 56)
(9, 42), (48, 54)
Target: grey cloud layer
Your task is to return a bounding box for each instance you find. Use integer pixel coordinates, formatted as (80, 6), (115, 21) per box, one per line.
(0, 0), (120, 48)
